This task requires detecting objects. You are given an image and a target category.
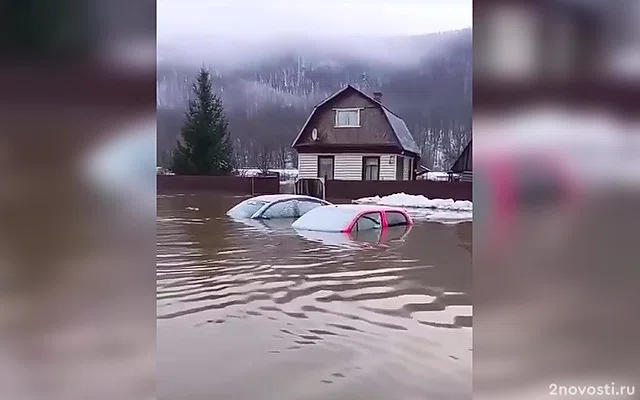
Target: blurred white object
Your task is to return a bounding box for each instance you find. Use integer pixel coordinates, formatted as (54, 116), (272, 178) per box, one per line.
(101, 37), (156, 72)
(475, 107), (640, 189)
(608, 47), (640, 79)
(85, 118), (156, 216)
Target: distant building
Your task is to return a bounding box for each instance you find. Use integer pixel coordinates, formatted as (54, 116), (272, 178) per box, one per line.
(291, 85), (421, 182)
(449, 140), (472, 182)
(414, 161), (432, 180)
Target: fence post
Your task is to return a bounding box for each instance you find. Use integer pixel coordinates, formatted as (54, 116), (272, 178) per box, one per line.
(251, 177), (255, 195)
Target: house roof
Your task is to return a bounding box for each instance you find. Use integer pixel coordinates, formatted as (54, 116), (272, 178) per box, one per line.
(382, 108), (422, 155)
(291, 85), (421, 155)
(450, 140), (472, 172)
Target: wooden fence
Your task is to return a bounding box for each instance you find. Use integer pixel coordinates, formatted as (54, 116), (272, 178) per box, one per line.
(157, 175), (280, 195)
(323, 179), (472, 201)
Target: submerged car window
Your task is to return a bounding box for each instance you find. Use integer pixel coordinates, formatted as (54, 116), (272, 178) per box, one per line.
(355, 212), (382, 231)
(386, 211), (408, 227)
(350, 228), (382, 243)
(296, 200), (324, 216)
(227, 200), (267, 218)
(261, 200), (297, 219)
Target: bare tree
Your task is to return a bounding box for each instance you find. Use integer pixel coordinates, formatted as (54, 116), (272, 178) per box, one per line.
(257, 143), (273, 174)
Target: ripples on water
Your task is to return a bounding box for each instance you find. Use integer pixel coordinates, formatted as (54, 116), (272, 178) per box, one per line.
(157, 194), (472, 400)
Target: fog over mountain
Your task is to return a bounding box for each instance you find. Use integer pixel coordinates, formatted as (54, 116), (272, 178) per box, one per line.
(157, 1), (472, 170)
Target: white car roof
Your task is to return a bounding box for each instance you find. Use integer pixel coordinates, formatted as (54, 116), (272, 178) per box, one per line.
(248, 194), (327, 203)
(323, 204), (406, 212)
(291, 204), (406, 232)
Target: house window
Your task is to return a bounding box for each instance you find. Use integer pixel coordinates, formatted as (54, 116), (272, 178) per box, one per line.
(395, 155), (404, 180)
(335, 109), (360, 127)
(317, 156), (334, 180)
(362, 156), (380, 181)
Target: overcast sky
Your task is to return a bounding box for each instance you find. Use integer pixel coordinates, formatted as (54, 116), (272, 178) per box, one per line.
(158, 0), (472, 42)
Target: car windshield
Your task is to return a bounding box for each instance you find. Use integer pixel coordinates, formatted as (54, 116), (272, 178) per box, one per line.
(292, 206), (361, 232)
(226, 199), (268, 219)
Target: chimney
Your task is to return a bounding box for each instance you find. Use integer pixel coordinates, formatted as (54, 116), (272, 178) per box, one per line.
(373, 92), (382, 102)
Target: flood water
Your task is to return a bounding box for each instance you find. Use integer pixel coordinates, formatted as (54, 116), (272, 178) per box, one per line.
(157, 193), (472, 400)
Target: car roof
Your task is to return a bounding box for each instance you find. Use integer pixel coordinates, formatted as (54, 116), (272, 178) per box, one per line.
(248, 194), (328, 203)
(323, 204), (407, 213)
(291, 203), (410, 232)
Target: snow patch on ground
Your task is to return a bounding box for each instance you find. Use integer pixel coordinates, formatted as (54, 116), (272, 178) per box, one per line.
(354, 193), (472, 224)
(424, 172), (455, 181)
(157, 166), (175, 175)
(412, 209), (473, 224)
(236, 168), (299, 181)
(354, 193), (472, 211)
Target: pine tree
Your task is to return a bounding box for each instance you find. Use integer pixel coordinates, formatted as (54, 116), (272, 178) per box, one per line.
(171, 67), (234, 175)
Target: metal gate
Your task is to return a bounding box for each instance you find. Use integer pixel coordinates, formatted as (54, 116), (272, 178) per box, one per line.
(294, 177), (325, 200)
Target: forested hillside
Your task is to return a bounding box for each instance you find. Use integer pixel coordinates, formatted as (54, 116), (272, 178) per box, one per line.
(157, 28), (472, 170)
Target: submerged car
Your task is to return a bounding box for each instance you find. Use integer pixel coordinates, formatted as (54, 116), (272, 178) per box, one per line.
(226, 194), (332, 219)
(232, 216), (302, 233)
(291, 204), (413, 232)
(296, 224), (413, 247)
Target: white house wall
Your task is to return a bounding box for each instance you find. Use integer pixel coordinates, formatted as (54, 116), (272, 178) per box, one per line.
(298, 153), (399, 180)
(298, 153), (318, 178)
(334, 154), (363, 180)
(378, 154), (396, 180)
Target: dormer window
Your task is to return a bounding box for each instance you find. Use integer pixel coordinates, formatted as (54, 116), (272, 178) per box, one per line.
(334, 108), (361, 127)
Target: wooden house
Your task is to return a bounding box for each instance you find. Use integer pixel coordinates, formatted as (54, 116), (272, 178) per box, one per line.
(449, 140), (472, 182)
(291, 85), (421, 182)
